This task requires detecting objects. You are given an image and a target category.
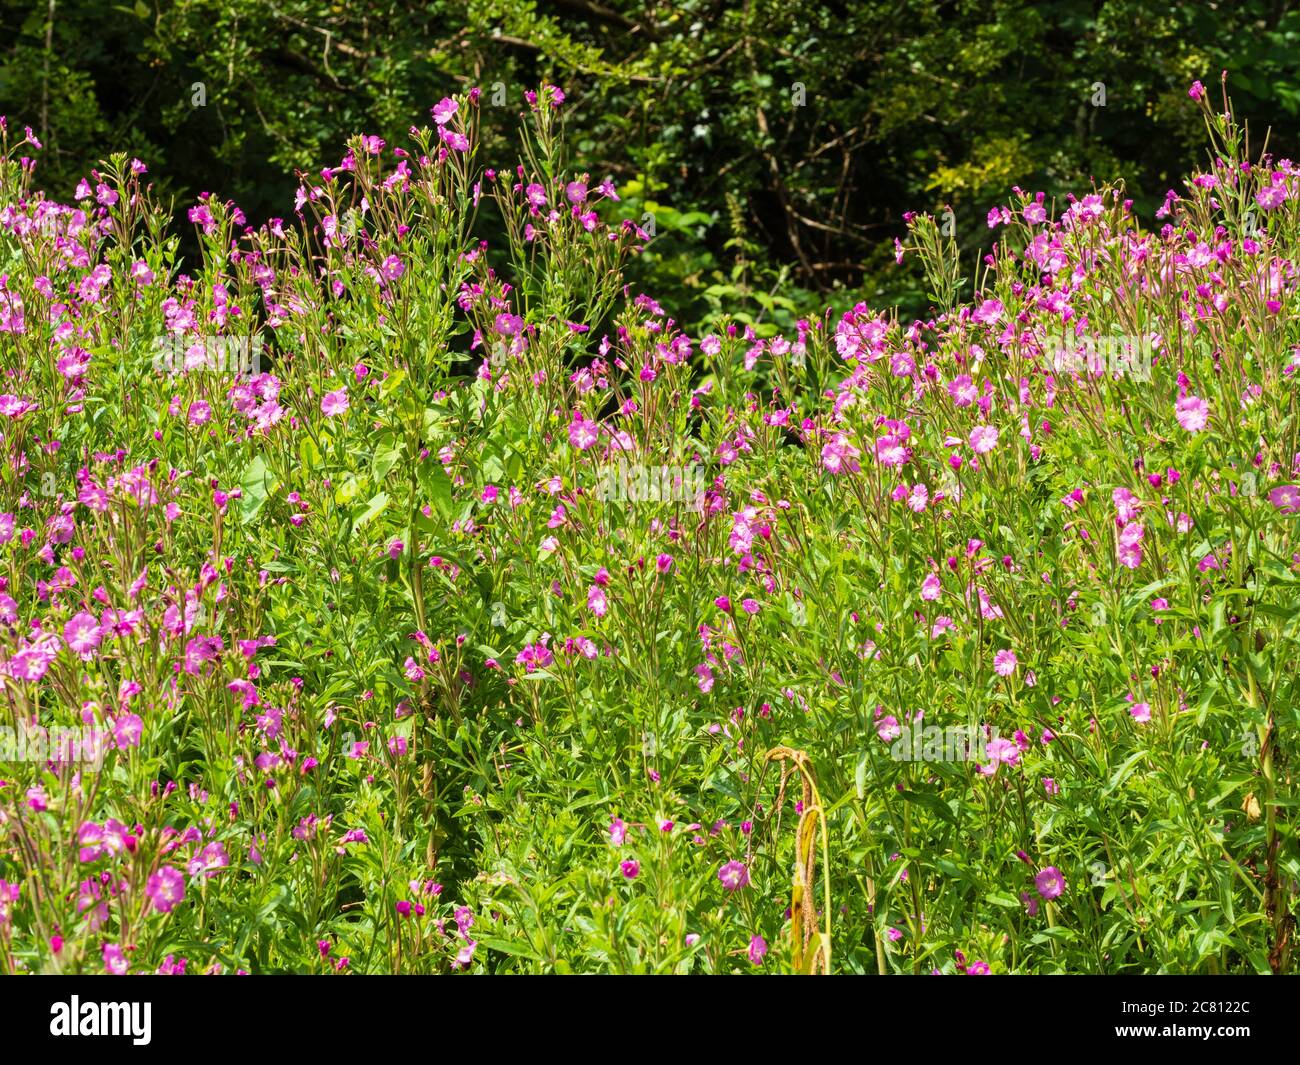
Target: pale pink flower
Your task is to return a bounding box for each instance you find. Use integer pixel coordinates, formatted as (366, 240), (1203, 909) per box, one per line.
(1175, 394), (1208, 432)
(321, 389), (349, 417)
(718, 860), (750, 891)
(969, 425), (999, 454)
(993, 649), (1018, 676)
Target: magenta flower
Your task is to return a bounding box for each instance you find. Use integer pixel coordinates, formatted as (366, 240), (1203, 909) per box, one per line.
(103, 942), (128, 975)
(431, 97), (458, 125)
(1256, 182), (1289, 211)
(979, 737), (1021, 776)
(620, 859), (640, 879)
(969, 425), (999, 454)
(993, 649), (1018, 676)
(1268, 484), (1300, 514)
(63, 611), (103, 659)
(1035, 866), (1066, 900)
(609, 817), (627, 846)
(717, 860), (750, 891)
(145, 866), (186, 914)
(1130, 701), (1152, 723)
(568, 411), (599, 450)
(1118, 521), (1145, 569)
(1175, 394), (1208, 432)
(113, 714), (143, 749)
(321, 388), (349, 416)
(748, 934), (768, 965)
(821, 432), (860, 475)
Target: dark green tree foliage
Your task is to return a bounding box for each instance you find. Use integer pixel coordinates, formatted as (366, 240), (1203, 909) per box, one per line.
(3, 0), (1299, 323)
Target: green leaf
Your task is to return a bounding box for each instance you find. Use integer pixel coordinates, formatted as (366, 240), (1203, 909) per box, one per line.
(239, 455), (274, 522)
(352, 491), (389, 531)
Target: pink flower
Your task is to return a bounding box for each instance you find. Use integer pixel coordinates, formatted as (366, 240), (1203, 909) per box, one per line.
(103, 942), (129, 975)
(993, 649), (1018, 676)
(948, 374), (978, 406)
(439, 127), (469, 152)
(979, 737), (1021, 776)
(1118, 521), (1145, 569)
(321, 389), (349, 417)
(145, 866), (186, 914)
(717, 860), (749, 891)
(1267, 485), (1300, 514)
(64, 611), (103, 658)
(1175, 395), (1208, 432)
(969, 425), (999, 454)
(821, 432), (860, 475)
(1035, 866), (1066, 900)
(568, 411), (599, 450)
(113, 714), (144, 749)
(1256, 182), (1289, 212)
(609, 818), (627, 846)
(1130, 701), (1151, 723)
(748, 934), (768, 965)
(431, 97), (458, 125)
(620, 859), (640, 879)
(188, 841), (230, 878)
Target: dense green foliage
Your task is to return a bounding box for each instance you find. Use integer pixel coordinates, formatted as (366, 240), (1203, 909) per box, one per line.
(0, 82), (1297, 974)
(5, 0), (1300, 325)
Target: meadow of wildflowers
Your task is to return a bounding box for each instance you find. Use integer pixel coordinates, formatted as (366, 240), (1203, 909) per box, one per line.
(0, 79), (1297, 977)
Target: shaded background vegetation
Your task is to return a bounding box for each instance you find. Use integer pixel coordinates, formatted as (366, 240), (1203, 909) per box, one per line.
(3, 0), (1300, 325)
